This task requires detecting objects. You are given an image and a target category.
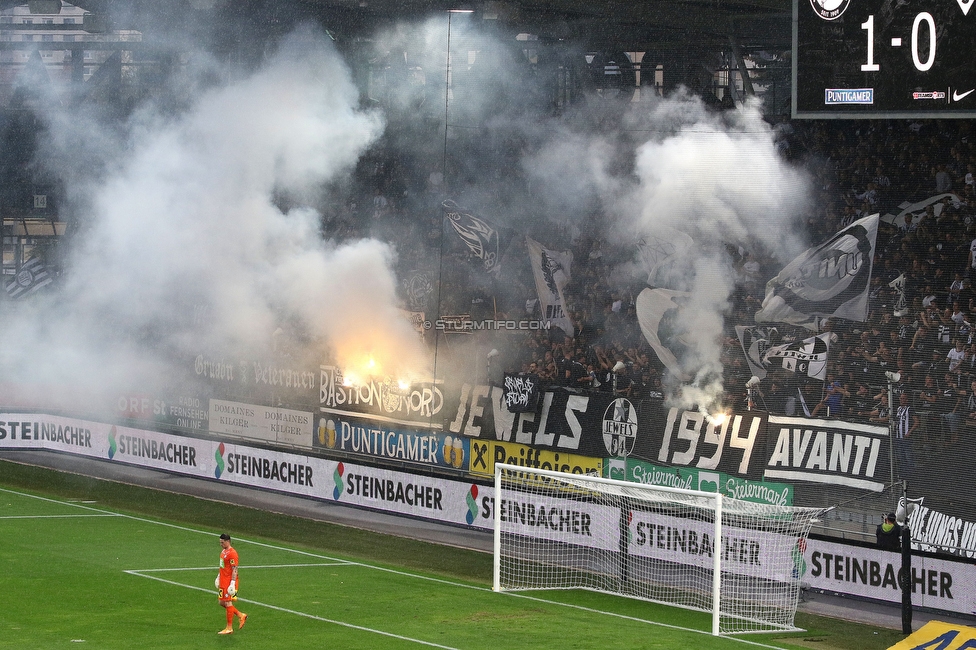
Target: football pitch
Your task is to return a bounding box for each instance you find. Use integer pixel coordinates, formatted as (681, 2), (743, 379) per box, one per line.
(0, 464), (905, 649)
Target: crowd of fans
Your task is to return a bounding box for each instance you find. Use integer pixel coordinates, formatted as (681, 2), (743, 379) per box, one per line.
(500, 120), (976, 442)
(343, 117), (976, 455)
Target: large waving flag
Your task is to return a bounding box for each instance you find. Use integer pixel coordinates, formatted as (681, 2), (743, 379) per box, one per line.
(881, 193), (959, 230)
(443, 200), (503, 276)
(636, 227), (695, 288)
(526, 236), (574, 337)
(755, 213), (878, 326)
(635, 288), (691, 382)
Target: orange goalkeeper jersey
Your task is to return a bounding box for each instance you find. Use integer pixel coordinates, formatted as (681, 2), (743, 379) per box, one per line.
(218, 546), (239, 583)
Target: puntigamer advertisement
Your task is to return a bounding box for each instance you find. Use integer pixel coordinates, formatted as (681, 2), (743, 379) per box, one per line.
(313, 414), (468, 471)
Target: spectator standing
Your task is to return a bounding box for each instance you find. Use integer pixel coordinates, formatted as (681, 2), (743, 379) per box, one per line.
(894, 392), (918, 474)
(876, 513), (902, 551)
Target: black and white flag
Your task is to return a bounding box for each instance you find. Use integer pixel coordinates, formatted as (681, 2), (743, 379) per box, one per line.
(889, 273), (908, 317)
(636, 227), (694, 288)
(443, 200), (503, 276)
(4, 258), (53, 299)
(635, 288), (691, 382)
(881, 193), (959, 230)
(502, 373), (540, 413)
(403, 270), (434, 311)
(526, 236), (574, 337)
(755, 213), (878, 326)
(735, 325), (777, 380)
(763, 333), (831, 381)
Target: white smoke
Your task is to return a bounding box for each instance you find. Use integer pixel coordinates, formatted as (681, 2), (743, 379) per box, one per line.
(524, 92), (812, 411)
(624, 95), (811, 410)
(1, 27), (427, 405)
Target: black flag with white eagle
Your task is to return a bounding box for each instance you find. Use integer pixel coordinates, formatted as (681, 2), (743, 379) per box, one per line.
(442, 200), (504, 276)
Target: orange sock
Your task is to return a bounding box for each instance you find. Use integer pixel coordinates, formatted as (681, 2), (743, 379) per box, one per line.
(225, 608), (235, 626)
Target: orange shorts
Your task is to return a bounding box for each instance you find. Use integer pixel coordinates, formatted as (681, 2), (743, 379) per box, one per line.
(217, 582), (239, 602)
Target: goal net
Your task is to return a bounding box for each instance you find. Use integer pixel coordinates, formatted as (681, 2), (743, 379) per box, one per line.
(493, 463), (826, 636)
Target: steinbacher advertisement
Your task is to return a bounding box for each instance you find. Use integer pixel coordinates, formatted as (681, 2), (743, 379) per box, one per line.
(799, 537), (976, 615)
(3, 411), (974, 617)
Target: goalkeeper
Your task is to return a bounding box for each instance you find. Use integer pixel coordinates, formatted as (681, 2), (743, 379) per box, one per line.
(215, 533), (248, 635)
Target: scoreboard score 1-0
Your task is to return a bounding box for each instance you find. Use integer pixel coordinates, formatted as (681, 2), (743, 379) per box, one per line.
(793, 0), (976, 118)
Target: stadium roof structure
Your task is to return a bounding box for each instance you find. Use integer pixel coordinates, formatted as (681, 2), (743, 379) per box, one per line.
(1, 0), (791, 59)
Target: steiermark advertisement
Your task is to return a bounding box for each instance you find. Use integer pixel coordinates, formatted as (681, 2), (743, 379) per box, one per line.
(605, 457), (793, 506)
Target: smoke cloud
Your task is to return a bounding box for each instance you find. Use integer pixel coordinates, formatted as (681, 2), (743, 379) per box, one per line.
(3, 13), (813, 419)
(501, 94), (812, 412)
(1, 27), (428, 405)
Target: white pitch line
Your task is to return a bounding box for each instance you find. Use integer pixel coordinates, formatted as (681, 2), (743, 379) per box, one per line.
(2, 486), (796, 649)
(134, 563), (352, 572)
(0, 514), (121, 519)
(125, 570), (459, 649)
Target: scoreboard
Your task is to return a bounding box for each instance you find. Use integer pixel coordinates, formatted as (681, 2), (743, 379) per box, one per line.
(794, 0), (976, 118)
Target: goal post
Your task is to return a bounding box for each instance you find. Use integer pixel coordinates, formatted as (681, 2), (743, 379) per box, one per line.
(492, 463), (826, 636)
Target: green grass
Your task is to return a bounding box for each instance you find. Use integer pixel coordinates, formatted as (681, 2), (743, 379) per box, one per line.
(0, 459), (907, 649)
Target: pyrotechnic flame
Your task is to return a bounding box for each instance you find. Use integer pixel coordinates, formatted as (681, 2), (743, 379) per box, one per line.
(701, 407), (726, 427)
(338, 353), (425, 390)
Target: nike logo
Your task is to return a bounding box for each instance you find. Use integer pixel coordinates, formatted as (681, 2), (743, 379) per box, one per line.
(953, 88), (975, 101)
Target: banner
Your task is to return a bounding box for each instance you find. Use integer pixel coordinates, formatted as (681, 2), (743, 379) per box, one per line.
(330, 461), (483, 526)
(635, 288), (691, 381)
(501, 373), (540, 413)
(605, 458), (794, 506)
(886, 621), (976, 650)
(628, 509), (798, 581)
(209, 399), (314, 448)
(4, 257), (53, 298)
(763, 333), (831, 381)
(319, 365), (445, 430)
(633, 403), (770, 481)
(445, 383), (618, 458)
(467, 438), (603, 477)
(881, 193), (959, 230)
(192, 353), (319, 406)
(908, 500), (976, 559)
(113, 392), (211, 433)
(764, 415), (889, 491)
(799, 538), (976, 617)
(443, 200), (504, 276)
(402, 269), (434, 311)
(526, 236), (574, 337)
(313, 414), (467, 471)
(755, 213), (879, 325)
(636, 228), (695, 288)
